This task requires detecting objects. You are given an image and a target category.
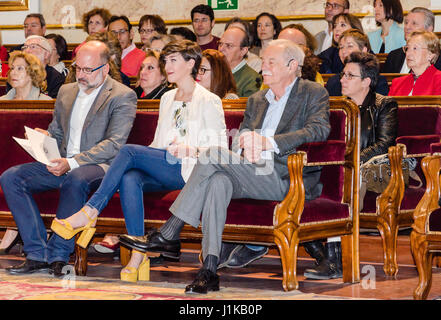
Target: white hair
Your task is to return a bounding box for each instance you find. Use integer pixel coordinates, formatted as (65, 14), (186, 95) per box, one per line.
(268, 39), (305, 77)
(25, 35), (52, 52)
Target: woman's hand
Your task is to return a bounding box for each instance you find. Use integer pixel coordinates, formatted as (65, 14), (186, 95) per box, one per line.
(167, 143), (198, 159)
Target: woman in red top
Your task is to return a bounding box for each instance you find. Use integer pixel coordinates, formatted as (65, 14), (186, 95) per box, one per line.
(389, 31), (441, 96)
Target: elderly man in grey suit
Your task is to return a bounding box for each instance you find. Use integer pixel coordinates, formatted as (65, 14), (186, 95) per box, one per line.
(0, 41), (137, 276)
(121, 39), (330, 294)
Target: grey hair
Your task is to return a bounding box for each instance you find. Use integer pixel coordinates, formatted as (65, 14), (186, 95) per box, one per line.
(268, 39), (305, 77)
(410, 7), (435, 31)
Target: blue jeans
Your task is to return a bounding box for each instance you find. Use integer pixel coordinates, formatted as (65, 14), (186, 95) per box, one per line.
(87, 145), (185, 236)
(0, 162), (105, 263)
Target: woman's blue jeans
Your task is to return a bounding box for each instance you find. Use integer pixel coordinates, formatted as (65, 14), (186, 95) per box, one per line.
(87, 144), (185, 236)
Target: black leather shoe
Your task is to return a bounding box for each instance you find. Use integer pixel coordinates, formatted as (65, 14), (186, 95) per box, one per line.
(119, 231), (181, 259)
(217, 242), (240, 269)
(6, 259), (49, 275)
(185, 269), (220, 294)
(303, 242), (343, 280)
(302, 240), (326, 266)
(227, 245), (268, 268)
(49, 261), (67, 278)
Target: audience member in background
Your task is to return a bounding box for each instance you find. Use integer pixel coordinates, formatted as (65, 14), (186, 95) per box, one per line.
(315, 0), (350, 54)
(0, 33), (9, 77)
(109, 15), (145, 77)
(21, 35), (65, 98)
(250, 12), (282, 58)
(138, 15), (168, 51)
(11, 13), (46, 52)
(135, 50), (171, 99)
(218, 27), (261, 97)
(1, 51), (51, 100)
(73, 8), (112, 58)
(318, 13), (363, 74)
(383, 7), (440, 73)
(224, 17), (261, 73)
(45, 34), (69, 76)
(147, 33), (177, 53)
(191, 4), (219, 51)
(389, 31), (441, 96)
(170, 27), (197, 42)
(326, 29), (389, 96)
(197, 49), (238, 99)
(368, 0), (405, 54)
(304, 51), (398, 280)
(50, 40), (228, 283)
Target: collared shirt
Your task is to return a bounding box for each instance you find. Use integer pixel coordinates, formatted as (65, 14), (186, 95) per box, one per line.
(66, 79), (106, 170)
(321, 25), (333, 53)
(121, 43), (136, 60)
(232, 59), (247, 74)
(260, 78), (298, 159)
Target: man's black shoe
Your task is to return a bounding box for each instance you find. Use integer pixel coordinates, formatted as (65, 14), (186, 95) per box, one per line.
(49, 261), (67, 278)
(6, 259), (49, 275)
(304, 242), (343, 280)
(119, 231), (180, 259)
(217, 242), (240, 269)
(185, 269), (220, 294)
(227, 245), (268, 268)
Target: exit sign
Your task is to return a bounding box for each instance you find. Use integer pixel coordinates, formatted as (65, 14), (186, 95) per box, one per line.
(208, 0), (238, 10)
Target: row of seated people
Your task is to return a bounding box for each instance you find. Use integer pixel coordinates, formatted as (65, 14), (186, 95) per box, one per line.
(0, 30), (426, 293)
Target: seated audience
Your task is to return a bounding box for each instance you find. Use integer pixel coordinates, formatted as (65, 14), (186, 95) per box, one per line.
(50, 40), (228, 283)
(1, 51), (52, 100)
(368, 0), (405, 54)
(170, 27), (197, 42)
(73, 8), (112, 58)
(11, 13), (46, 52)
(319, 13), (364, 74)
(191, 4), (219, 51)
(197, 49), (238, 99)
(250, 12), (282, 57)
(138, 15), (168, 51)
(109, 15), (146, 77)
(326, 29), (389, 96)
(45, 34), (69, 76)
(135, 50), (172, 99)
(382, 7), (441, 73)
(388, 31), (441, 96)
(146, 32), (177, 53)
(21, 35), (65, 98)
(304, 51), (398, 280)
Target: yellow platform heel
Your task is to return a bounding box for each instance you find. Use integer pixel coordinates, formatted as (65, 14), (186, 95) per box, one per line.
(120, 250), (150, 283)
(50, 208), (97, 248)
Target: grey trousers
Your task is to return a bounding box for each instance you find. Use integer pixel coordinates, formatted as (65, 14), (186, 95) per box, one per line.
(169, 147), (289, 260)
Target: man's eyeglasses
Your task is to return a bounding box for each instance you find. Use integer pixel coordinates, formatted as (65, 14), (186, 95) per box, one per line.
(198, 67), (211, 75)
(111, 29), (128, 36)
(24, 23), (41, 29)
(324, 2), (344, 9)
(139, 28), (155, 34)
(218, 42), (238, 50)
(22, 43), (49, 52)
(72, 62), (106, 75)
(340, 72), (362, 80)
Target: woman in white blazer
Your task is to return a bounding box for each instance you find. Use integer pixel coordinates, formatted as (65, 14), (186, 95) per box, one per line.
(51, 40), (228, 282)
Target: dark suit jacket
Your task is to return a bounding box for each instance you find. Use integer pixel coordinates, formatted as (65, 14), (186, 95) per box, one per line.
(232, 78), (331, 200)
(318, 46), (344, 74)
(325, 73), (389, 96)
(47, 76), (137, 171)
(382, 47), (441, 73)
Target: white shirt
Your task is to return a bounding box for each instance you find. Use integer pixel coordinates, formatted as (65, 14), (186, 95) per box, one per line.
(66, 81), (105, 170)
(400, 60), (410, 74)
(232, 59), (247, 74)
(321, 25), (333, 53)
(121, 43), (136, 60)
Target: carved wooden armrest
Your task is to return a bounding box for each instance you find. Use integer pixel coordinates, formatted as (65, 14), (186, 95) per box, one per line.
(412, 154), (441, 234)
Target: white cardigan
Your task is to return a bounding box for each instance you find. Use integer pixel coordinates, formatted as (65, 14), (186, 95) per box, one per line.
(149, 83), (228, 182)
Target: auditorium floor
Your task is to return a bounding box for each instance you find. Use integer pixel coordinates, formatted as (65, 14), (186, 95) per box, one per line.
(0, 231), (440, 300)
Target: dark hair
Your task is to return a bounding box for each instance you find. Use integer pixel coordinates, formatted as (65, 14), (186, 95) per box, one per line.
(343, 0), (350, 9)
(191, 4), (215, 21)
(344, 51), (380, 90)
(109, 15), (132, 32)
(160, 40), (202, 80)
(25, 13), (46, 27)
(202, 49), (237, 98)
(45, 33), (68, 60)
(224, 17), (254, 46)
(300, 47), (321, 81)
(332, 13), (364, 46)
(252, 12), (282, 48)
(139, 14), (167, 34)
(170, 27), (197, 42)
(82, 8), (112, 34)
(374, 0), (404, 25)
(281, 23), (318, 52)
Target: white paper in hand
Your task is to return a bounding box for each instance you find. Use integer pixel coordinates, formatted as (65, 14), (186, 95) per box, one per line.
(13, 126), (61, 166)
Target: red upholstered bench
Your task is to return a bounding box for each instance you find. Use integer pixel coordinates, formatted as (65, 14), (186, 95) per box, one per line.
(360, 96), (441, 277)
(0, 98), (360, 291)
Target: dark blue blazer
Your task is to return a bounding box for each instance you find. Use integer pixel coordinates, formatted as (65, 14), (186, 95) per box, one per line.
(318, 46), (344, 74)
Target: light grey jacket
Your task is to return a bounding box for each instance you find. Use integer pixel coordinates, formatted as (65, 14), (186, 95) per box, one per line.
(0, 85), (53, 100)
(47, 76), (137, 171)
